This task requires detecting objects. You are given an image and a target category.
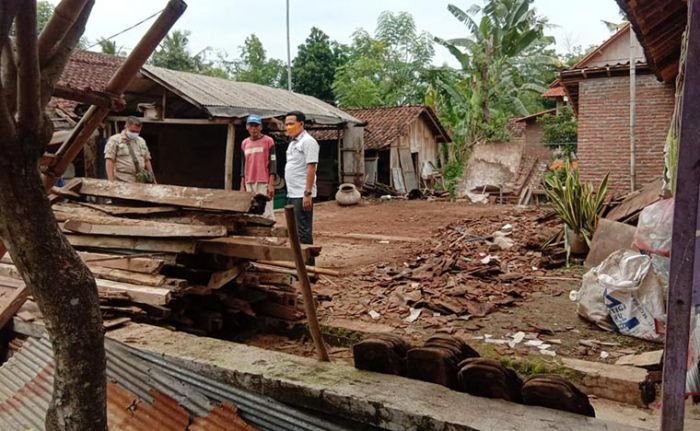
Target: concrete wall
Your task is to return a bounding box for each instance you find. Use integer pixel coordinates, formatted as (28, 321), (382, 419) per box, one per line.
(586, 27), (645, 67)
(461, 132), (525, 195)
(577, 74), (675, 192)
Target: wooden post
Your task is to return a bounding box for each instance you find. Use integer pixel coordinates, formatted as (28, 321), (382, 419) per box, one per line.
(0, 1), (187, 277)
(661, 1), (699, 429)
(42, 0), (188, 191)
(0, 283), (30, 331)
(284, 205), (330, 362)
(225, 121), (236, 190)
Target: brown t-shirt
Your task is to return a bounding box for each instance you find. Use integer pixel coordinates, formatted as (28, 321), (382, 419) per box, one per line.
(104, 132), (151, 182)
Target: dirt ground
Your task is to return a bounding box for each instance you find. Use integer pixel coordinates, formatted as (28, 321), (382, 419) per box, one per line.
(254, 199), (658, 366)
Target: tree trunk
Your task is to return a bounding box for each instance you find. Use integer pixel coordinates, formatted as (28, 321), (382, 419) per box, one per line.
(0, 134), (106, 430)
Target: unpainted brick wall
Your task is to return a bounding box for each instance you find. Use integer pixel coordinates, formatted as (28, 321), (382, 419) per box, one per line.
(577, 74), (675, 193)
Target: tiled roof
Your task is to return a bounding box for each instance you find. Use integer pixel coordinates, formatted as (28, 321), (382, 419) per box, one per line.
(542, 86), (565, 98)
(315, 105), (450, 150)
(616, 0), (686, 83)
(54, 50), (125, 116)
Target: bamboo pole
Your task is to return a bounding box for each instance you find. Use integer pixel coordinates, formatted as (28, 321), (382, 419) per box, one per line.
(284, 205), (329, 362)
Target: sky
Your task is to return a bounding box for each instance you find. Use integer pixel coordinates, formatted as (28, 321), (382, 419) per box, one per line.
(69, 0), (623, 67)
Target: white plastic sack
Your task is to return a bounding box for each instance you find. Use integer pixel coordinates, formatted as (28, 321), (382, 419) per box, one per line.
(633, 198), (674, 257)
(578, 267), (616, 332)
(688, 312), (700, 393)
(601, 250), (666, 342)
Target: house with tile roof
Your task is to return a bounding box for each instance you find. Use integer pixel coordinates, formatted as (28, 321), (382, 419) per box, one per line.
(544, 24), (675, 193)
(51, 50), (364, 194)
(336, 106), (450, 193)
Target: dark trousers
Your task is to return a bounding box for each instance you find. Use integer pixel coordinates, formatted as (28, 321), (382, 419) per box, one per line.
(287, 198), (313, 245)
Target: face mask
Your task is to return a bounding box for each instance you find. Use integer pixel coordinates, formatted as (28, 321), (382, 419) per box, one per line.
(126, 131), (139, 140)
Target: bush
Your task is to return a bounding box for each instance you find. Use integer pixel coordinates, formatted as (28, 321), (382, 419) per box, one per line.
(442, 158), (465, 199)
(538, 107), (577, 156)
(543, 161), (608, 245)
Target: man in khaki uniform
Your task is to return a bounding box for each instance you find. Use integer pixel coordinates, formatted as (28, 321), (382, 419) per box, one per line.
(104, 116), (156, 183)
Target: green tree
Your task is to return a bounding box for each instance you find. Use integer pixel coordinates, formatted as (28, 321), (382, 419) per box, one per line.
(96, 38), (126, 56)
(433, 0), (554, 147)
(151, 30), (228, 77)
(333, 11), (434, 107)
(229, 34), (285, 87)
(292, 27), (347, 101)
(152, 29), (198, 72)
(37, 0), (53, 32)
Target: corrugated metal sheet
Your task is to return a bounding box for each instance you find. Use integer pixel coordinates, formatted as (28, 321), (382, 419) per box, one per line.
(0, 336), (352, 431)
(141, 66), (362, 126)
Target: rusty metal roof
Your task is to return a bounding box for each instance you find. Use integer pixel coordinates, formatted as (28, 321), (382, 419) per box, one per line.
(616, 0), (687, 83)
(54, 50), (361, 126)
(140, 66), (362, 126)
(0, 335), (350, 431)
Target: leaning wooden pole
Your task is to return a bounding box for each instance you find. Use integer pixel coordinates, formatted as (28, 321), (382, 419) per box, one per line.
(0, 1), (187, 265)
(284, 205), (330, 362)
(661, 1), (699, 429)
(43, 0), (188, 191)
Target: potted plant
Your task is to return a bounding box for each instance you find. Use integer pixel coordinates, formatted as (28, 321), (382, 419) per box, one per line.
(543, 162), (608, 256)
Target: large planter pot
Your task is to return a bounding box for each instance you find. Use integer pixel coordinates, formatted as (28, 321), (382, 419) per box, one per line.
(336, 183), (361, 206)
(566, 228), (589, 255)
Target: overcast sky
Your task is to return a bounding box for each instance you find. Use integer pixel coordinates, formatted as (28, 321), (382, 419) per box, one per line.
(71, 0), (623, 67)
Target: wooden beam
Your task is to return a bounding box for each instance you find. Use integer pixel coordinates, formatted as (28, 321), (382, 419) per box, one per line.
(0, 270), (169, 307)
(198, 237), (320, 262)
(65, 234), (198, 254)
(63, 219), (227, 238)
(95, 278), (171, 305)
(53, 84), (125, 110)
(225, 121), (236, 190)
(43, 0), (188, 189)
(88, 266), (166, 287)
(0, 277), (30, 331)
(78, 178), (264, 213)
(78, 252), (165, 274)
(662, 2), (700, 429)
(78, 202), (179, 216)
(207, 266), (242, 290)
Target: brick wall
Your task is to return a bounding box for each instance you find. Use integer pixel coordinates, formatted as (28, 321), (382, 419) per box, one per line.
(577, 74), (675, 193)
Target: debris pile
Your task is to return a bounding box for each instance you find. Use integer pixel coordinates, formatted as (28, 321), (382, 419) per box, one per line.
(0, 178), (321, 335)
(324, 208), (562, 324)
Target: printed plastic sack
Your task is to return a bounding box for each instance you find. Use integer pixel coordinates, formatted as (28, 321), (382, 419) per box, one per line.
(633, 198), (674, 257)
(577, 267), (616, 332)
(601, 250), (666, 342)
(688, 312), (700, 394)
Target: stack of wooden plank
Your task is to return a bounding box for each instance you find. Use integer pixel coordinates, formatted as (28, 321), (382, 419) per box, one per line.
(0, 178), (322, 335)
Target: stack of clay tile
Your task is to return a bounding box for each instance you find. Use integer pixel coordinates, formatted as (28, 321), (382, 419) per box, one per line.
(406, 334), (480, 389)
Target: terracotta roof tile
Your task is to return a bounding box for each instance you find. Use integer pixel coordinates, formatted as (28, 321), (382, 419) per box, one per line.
(54, 49), (125, 116)
(314, 105), (449, 150)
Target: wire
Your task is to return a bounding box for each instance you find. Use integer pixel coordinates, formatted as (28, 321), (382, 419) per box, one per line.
(87, 8), (164, 49)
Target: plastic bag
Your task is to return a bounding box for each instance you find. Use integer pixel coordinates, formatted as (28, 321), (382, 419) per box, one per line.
(578, 267), (616, 331)
(688, 312), (700, 394)
(633, 198), (674, 257)
(600, 250), (666, 342)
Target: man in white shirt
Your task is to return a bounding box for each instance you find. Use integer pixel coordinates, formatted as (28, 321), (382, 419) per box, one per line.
(284, 111), (318, 246)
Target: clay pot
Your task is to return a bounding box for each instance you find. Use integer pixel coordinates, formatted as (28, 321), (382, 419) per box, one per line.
(566, 229), (589, 255)
(335, 183), (361, 206)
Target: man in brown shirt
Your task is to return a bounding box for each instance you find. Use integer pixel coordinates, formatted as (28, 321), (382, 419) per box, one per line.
(104, 116), (156, 183)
